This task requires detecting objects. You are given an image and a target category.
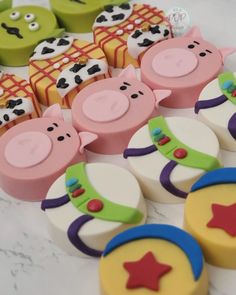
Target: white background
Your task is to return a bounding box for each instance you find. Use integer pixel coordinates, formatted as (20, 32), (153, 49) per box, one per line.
(1, 0), (236, 294)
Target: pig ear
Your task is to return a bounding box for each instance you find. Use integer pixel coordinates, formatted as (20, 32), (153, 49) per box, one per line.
(219, 48), (236, 63)
(78, 132), (98, 153)
(43, 104), (64, 121)
(153, 90), (172, 108)
(184, 26), (203, 39)
(118, 65), (137, 80)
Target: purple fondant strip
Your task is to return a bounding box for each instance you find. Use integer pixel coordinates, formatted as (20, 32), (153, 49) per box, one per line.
(67, 215), (103, 257)
(228, 113), (236, 140)
(160, 160), (188, 199)
(195, 95), (228, 114)
(41, 194), (70, 211)
(123, 144), (157, 159)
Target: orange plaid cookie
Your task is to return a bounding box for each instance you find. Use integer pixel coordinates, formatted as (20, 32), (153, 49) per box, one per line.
(29, 36), (110, 109)
(0, 72), (41, 136)
(93, 3), (172, 68)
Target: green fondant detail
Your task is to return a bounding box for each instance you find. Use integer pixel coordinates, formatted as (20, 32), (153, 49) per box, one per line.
(50, 0), (129, 33)
(154, 132), (165, 142)
(69, 183), (81, 193)
(218, 72), (236, 105)
(148, 116), (221, 171)
(65, 162), (143, 224)
(0, 0), (12, 12)
(0, 6), (64, 66)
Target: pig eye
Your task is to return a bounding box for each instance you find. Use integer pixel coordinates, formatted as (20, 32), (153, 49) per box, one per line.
(188, 44), (195, 49)
(120, 85), (127, 90)
(57, 136), (65, 141)
(47, 127), (54, 132)
(199, 52), (206, 57)
(131, 94), (138, 99)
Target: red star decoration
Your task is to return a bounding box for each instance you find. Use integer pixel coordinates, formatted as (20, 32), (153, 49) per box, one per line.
(123, 251), (172, 291)
(207, 203), (236, 236)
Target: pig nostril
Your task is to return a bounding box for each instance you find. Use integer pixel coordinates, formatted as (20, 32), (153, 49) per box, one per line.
(47, 127), (54, 132)
(131, 94), (138, 99)
(120, 86), (127, 91)
(57, 136), (65, 141)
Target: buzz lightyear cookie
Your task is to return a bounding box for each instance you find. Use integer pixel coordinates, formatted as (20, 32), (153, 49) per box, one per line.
(0, 104), (97, 201)
(29, 37), (110, 108)
(0, 70), (41, 136)
(195, 72), (236, 151)
(72, 65), (171, 154)
(184, 168), (236, 268)
(100, 224), (208, 295)
(0, 6), (64, 66)
(50, 0), (128, 33)
(124, 116), (221, 203)
(41, 162), (146, 257)
(93, 3), (171, 68)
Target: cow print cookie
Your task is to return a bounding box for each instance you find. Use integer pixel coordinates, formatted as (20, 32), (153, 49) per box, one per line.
(29, 37), (110, 109)
(0, 72), (41, 136)
(93, 3), (171, 68)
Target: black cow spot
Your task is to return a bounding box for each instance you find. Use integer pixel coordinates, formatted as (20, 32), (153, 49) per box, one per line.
(46, 37), (56, 44)
(42, 47), (55, 55)
(104, 5), (113, 13)
(87, 65), (101, 75)
(69, 63), (86, 73)
(3, 114), (9, 121)
(96, 15), (108, 23)
(13, 109), (25, 116)
(138, 38), (154, 47)
(112, 13), (125, 21)
(119, 3), (130, 10)
(164, 29), (169, 37)
(150, 25), (160, 34)
(132, 30), (143, 39)
(0, 120), (2, 125)
(75, 75), (83, 85)
(57, 38), (70, 46)
(57, 78), (69, 89)
(7, 99), (22, 109)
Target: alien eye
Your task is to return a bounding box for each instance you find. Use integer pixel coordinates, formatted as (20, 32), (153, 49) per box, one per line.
(57, 136), (65, 142)
(199, 52), (206, 57)
(24, 13), (35, 23)
(29, 22), (40, 31)
(188, 44), (195, 49)
(10, 11), (21, 20)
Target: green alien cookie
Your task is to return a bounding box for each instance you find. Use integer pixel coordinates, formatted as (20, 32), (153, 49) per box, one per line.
(0, 6), (64, 66)
(0, 0), (12, 12)
(50, 0), (129, 33)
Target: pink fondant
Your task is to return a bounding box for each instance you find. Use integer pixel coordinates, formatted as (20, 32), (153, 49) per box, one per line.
(0, 106), (97, 201)
(152, 48), (198, 78)
(118, 64), (137, 80)
(82, 90), (130, 123)
(153, 89), (172, 107)
(141, 27), (236, 108)
(78, 132), (98, 153)
(72, 66), (160, 154)
(184, 26), (203, 39)
(219, 48), (236, 63)
(43, 104), (64, 120)
(5, 132), (52, 168)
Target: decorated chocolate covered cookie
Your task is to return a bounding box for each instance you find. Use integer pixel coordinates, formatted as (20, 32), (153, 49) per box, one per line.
(185, 168), (236, 268)
(0, 70), (41, 136)
(50, 0), (128, 33)
(141, 26), (236, 108)
(41, 162), (146, 257)
(93, 3), (171, 68)
(124, 116), (221, 203)
(0, 5), (64, 66)
(72, 65), (171, 154)
(100, 224), (208, 295)
(0, 104), (97, 201)
(195, 72), (236, 151)
(29, 37), (109, 108)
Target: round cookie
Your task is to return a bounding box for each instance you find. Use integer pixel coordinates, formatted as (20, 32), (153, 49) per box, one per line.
(100, 224), (208, 295)
(29, 37), (110, 108)
(93, 3), (171, 68)
(72, 65), (171, 154)
(0, 70), (41, 136)
(184, 168), (236, 268)
(124, 116), (221, 203)
(50, 0), (128, 33)
(141, 26), (236, 108)
(0, 5), (64, 66)
(195, 72), (236, 151)
(41, 162), (146, 257)
(0, 0), (12, 12)
(0, 104), (97, 201)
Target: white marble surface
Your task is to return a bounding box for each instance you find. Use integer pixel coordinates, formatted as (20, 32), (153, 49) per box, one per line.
(1, 0), (236, 294)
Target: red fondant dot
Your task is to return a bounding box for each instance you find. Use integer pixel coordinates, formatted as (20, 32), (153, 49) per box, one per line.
(87, 199), (104, 212)
(173, 148), (188, 159)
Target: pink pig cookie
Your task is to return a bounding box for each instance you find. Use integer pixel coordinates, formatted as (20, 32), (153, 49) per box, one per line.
(72, 65), (171, 154)
(0, 104), (97, 201)
(141, 26), (236, 108)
